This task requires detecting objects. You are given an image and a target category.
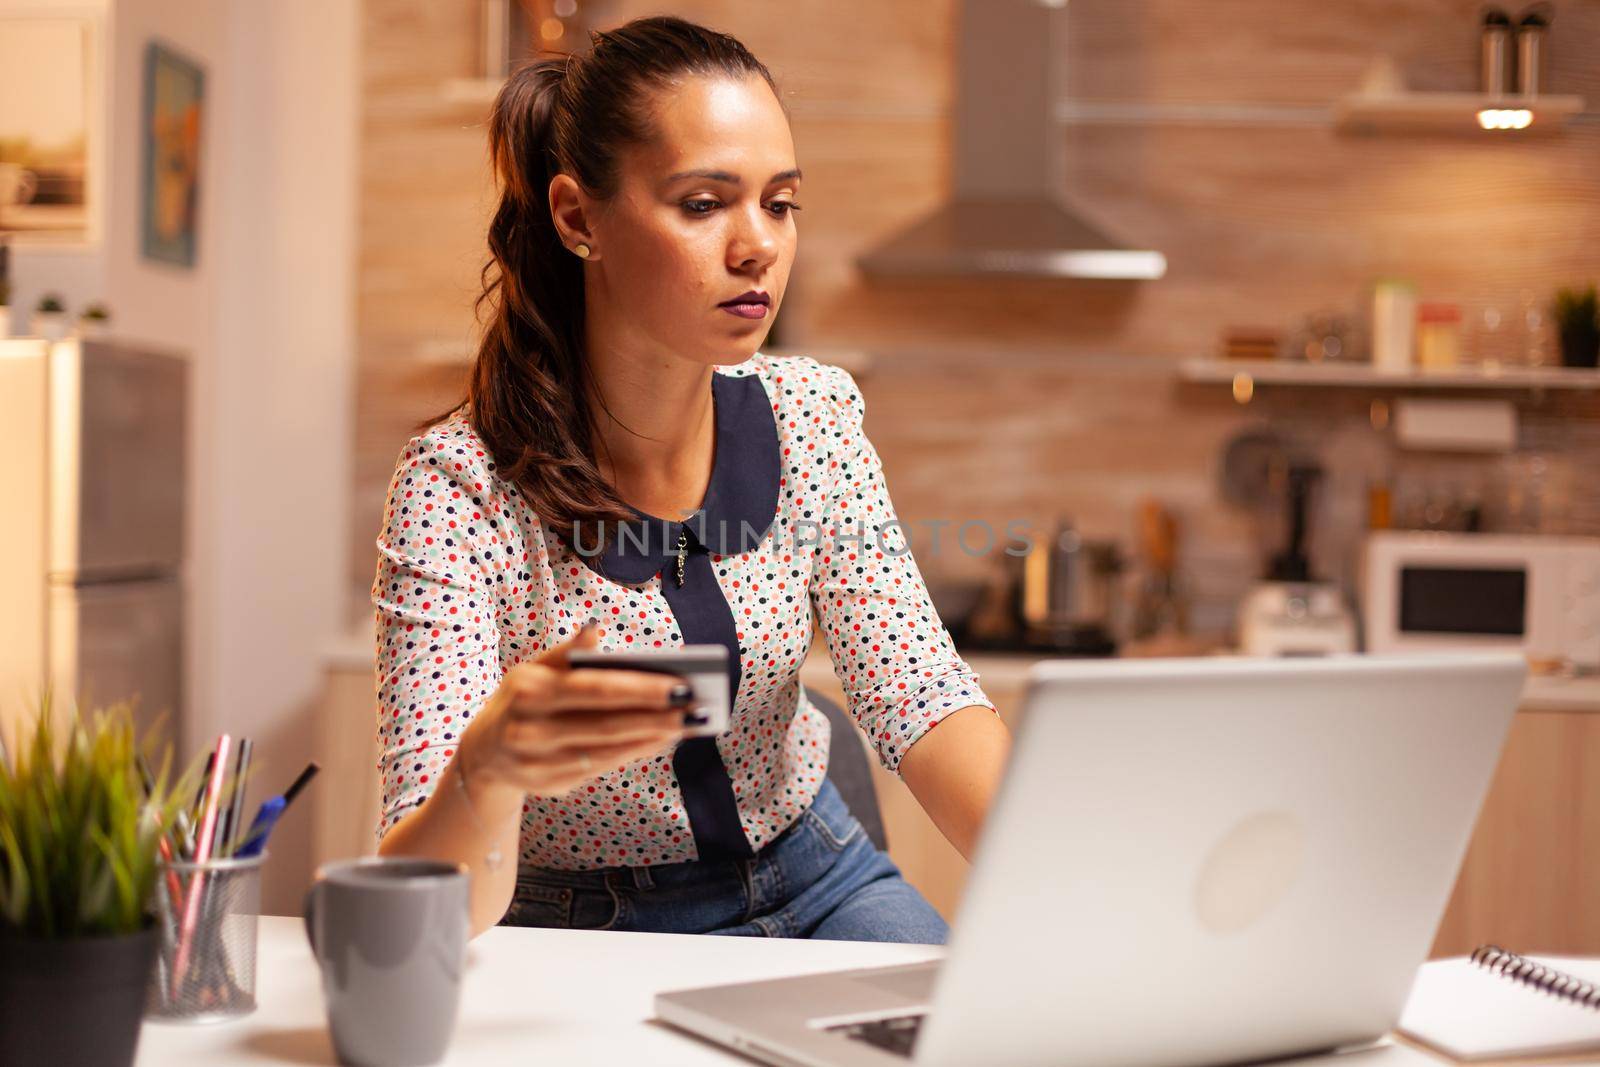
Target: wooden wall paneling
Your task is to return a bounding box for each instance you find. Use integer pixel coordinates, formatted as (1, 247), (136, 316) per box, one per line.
(1065, 0), (1600, 103)
(351, 0), (1600, 647)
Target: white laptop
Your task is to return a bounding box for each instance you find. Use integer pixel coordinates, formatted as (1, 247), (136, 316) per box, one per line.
(654, 652), (1527, 1067)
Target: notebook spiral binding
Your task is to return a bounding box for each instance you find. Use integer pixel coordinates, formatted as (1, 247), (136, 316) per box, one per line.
(1470, 945), (1600, 1010)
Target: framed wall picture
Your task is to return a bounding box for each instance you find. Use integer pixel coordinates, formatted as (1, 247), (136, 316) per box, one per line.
(0, 16), (96, 242)
(140, 40), (204, 268)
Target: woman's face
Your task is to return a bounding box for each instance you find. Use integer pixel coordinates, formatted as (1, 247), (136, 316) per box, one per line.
(565, 74), (800, 368)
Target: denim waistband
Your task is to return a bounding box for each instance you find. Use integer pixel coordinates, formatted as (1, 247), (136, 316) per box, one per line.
(517, 778), (842, 892)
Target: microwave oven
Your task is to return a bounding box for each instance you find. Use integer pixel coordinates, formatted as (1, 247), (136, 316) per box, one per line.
(1362, 531), (1600, 669)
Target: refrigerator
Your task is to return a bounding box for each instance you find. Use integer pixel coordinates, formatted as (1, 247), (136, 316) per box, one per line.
(0, 337), (187, 757)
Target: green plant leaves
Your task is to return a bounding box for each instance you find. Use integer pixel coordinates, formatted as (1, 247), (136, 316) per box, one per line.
(0, 692), (205, 938)
(1553, 285), (1600, 335)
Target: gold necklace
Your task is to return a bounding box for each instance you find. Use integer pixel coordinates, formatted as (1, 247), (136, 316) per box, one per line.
(675, 527), (688, 587)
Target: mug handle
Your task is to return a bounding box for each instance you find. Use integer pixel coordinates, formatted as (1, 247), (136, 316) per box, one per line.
(303, 881), (323, 954)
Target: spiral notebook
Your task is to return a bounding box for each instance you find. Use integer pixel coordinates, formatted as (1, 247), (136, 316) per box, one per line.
(1398, 945), (1600, 1062)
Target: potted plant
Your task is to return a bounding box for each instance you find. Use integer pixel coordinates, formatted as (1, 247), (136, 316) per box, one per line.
(1553, 284), (1599, 368)
(0, 696), (199, 1067)
(31, 292), (69, 341)
(78, 301), (112, 339)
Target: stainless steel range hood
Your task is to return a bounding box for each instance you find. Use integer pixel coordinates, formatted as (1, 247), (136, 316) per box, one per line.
(856, 0), (1166, 281)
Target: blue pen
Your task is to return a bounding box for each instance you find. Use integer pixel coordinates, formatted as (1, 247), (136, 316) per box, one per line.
(235, 762), (319, 858)
(234, 797), (285, 858)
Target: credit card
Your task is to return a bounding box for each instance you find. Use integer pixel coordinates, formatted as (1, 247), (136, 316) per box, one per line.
(567, 645), (731, 737)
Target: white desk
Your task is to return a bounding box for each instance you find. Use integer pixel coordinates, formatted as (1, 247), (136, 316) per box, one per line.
(137, 916), (1450, 1065)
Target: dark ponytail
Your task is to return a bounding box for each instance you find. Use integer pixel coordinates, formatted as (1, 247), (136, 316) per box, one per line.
(417, 16), (783, 547)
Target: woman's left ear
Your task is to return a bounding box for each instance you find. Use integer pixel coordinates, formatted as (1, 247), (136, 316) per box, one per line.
(548, 173), (599, 262)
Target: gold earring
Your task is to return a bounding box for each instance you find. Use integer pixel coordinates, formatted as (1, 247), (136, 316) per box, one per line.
(573, 243), (591, 258)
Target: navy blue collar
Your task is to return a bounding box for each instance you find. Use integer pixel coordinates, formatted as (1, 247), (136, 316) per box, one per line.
(572, 370), (780, 585)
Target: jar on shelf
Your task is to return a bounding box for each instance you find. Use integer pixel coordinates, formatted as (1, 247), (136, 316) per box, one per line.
(1372, 278), (1417, 374)
(1517, 287), (1551, 367)
(1467, 298), (1513, 367)
(1416, 302), (1462, 369)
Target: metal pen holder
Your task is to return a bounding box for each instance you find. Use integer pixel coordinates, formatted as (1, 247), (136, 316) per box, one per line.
(145, 852), (266, 1023)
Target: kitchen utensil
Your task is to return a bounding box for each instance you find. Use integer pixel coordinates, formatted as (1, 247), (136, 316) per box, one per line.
(1130, 498), (1189, 640)
(1019, 517), (1122, 655)
(1234, 458), (1357, 657)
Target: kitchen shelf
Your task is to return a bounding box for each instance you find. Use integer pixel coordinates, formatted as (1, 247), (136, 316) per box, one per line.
(1180, 358), (1600, 392)
(1334, 91), (1586, 134)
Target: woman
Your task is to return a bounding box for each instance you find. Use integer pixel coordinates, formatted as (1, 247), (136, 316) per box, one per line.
(373, 15), (1010, 942)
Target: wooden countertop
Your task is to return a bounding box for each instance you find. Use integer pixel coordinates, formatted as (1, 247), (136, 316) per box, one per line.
(326, 623), (1600, 714)
(801, 639), (1600, 715)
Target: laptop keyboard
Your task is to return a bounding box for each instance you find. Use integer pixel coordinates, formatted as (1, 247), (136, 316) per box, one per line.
(826, 1013), (926, 1058)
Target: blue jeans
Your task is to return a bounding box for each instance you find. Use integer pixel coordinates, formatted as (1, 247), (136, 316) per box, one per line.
(501, 778), (949, 943)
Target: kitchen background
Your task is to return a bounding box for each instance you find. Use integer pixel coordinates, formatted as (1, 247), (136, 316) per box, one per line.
(3, 0), (1598, 942)
(353, 0), (1600, 641)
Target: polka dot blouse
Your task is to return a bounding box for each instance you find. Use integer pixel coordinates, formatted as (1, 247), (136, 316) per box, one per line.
(372, 353), (997, 869)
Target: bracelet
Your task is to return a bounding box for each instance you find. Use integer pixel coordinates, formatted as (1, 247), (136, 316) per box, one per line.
(453, 746), (510, 872)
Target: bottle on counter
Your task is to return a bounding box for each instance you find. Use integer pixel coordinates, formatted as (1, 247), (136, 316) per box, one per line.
(1367, 478), (1394, 530)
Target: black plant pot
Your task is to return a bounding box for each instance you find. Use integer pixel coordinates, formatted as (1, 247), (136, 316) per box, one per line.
(0, 921), (159, 1067)
(1560, 327), (1600, 368)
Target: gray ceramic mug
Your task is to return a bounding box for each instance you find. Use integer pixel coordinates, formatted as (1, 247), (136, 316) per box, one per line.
(303, 858), (469, 1067)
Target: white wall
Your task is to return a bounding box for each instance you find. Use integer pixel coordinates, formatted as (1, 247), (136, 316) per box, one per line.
(100, 6), (228, 834)
(202, 0), (359, 913)
(88, 0), (358, 913)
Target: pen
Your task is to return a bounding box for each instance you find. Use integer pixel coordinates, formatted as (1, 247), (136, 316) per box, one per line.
(172, 734), (230, 996)
(282, 760), (320, 806)
(214, 737), (253, 855)
(187, 751), (217, 857)
(231, 797), (283, 860)
(234, 761), (319, 858)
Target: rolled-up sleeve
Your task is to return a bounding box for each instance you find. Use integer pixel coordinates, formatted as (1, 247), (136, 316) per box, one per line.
(808, 362), (998, 773)
(371, 427), (505, 841)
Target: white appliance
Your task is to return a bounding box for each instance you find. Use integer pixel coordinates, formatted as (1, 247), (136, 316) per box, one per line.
(1362, 531), (1600, 671)
(1238, 582), (1358, 658)
(656, 652), (1526, 1067)
(0, 337), (188, 753)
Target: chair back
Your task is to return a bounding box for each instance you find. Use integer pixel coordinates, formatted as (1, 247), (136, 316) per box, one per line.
(806, 689), (888, 851)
